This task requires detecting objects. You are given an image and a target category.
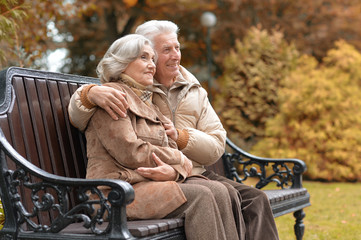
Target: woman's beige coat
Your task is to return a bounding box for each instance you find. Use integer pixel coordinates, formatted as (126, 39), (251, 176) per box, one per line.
(85, 82), (188, 220)
(69, 66), (227, 175)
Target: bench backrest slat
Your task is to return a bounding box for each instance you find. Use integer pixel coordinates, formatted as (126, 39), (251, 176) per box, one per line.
(0, 67), (100, 227)
(1, 70), (96, 177)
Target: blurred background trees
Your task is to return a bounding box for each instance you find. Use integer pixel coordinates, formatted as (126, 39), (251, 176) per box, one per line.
(252, 41), (361, 181)
(0, 0), (29, 66)
(2, 0), (361, 77)
(1, 0), (361, 181)
(214, 27), (299, 149)
(0, 0), (73, 68)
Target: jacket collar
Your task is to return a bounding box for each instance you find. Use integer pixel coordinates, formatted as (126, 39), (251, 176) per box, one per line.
(150, 65), (200, 94)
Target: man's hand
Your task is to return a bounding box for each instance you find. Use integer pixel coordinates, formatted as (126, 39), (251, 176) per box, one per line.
(88, 85), (129, 120)
(136, 153), (177, 181)
(162, 117), (178, 141)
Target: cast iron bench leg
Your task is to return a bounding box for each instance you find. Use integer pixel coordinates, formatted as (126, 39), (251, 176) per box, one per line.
(294, 209), (306, 240)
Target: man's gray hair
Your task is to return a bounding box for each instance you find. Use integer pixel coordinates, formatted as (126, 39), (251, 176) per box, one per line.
(96, 34), (153, 83)
(135, 20), (179, 43)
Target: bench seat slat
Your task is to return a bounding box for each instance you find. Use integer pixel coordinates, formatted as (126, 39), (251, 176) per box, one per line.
(265, 188), (311, 217)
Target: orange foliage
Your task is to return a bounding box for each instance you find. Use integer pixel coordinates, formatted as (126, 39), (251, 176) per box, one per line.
(2, 0), (361, 77)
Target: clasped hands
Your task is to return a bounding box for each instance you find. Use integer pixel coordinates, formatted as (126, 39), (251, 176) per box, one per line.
(136, 152), (193, 181)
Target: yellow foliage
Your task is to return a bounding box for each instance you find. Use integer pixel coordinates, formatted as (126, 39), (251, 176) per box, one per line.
(123, 0), (138, 7)
(252, 41), (361, 181)
(0, 199), (4, 229)
(214, 26), (299, 148)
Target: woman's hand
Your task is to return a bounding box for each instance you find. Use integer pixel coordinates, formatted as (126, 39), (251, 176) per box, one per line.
(182, 154), (193, 176)
(88, 85), (129, 120)
(136, 153), (177, 181)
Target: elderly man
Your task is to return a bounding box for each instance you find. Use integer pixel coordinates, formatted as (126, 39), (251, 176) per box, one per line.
(68, 20), (279, 240)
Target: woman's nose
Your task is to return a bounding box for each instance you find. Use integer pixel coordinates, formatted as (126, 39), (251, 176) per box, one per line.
(148, 61), (156, 69)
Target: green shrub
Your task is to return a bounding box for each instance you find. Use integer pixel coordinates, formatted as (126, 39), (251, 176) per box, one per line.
(252, 40), (361, 181)
(214, 26), (299, 149)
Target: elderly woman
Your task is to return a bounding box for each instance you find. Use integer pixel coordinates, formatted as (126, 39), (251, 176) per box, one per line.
(85, 34), (239, 240)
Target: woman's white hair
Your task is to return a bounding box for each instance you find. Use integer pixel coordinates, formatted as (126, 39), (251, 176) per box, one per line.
(135, 20), (179, 43)
(97, 34), (153, 83)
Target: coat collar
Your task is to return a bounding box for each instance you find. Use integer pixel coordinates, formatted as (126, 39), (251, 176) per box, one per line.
(149, 65), (200, 94)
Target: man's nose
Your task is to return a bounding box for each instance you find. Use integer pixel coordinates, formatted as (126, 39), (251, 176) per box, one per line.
(170, 49), (180, 59)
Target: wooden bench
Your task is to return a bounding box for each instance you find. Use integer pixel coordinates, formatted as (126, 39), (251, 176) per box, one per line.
(0, 67), (310, 240)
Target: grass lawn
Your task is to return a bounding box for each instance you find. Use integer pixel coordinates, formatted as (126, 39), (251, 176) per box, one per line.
(275, 181), (361, 240)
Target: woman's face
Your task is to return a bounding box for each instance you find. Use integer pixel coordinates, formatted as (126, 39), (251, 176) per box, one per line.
(124, 44), (156, 86)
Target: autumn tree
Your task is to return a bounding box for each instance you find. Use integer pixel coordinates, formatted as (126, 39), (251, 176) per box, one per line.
(252, 40), (361, 181)
(212, 0), (361, 62)
(0, 200), (3, 228)
(0, 0), (29, 66)
(0, 0), (90, 69)
(214, 26), (299, 148)
(50, 0), (361, 84)
(58, 0), (218, 76)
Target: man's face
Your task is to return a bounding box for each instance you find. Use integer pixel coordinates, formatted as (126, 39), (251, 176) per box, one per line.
(153, 32), (181, 86)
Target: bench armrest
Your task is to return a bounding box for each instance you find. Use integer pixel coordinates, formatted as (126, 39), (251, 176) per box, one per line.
(0, 129), (134, 238)
(223, 138), (307, 189)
